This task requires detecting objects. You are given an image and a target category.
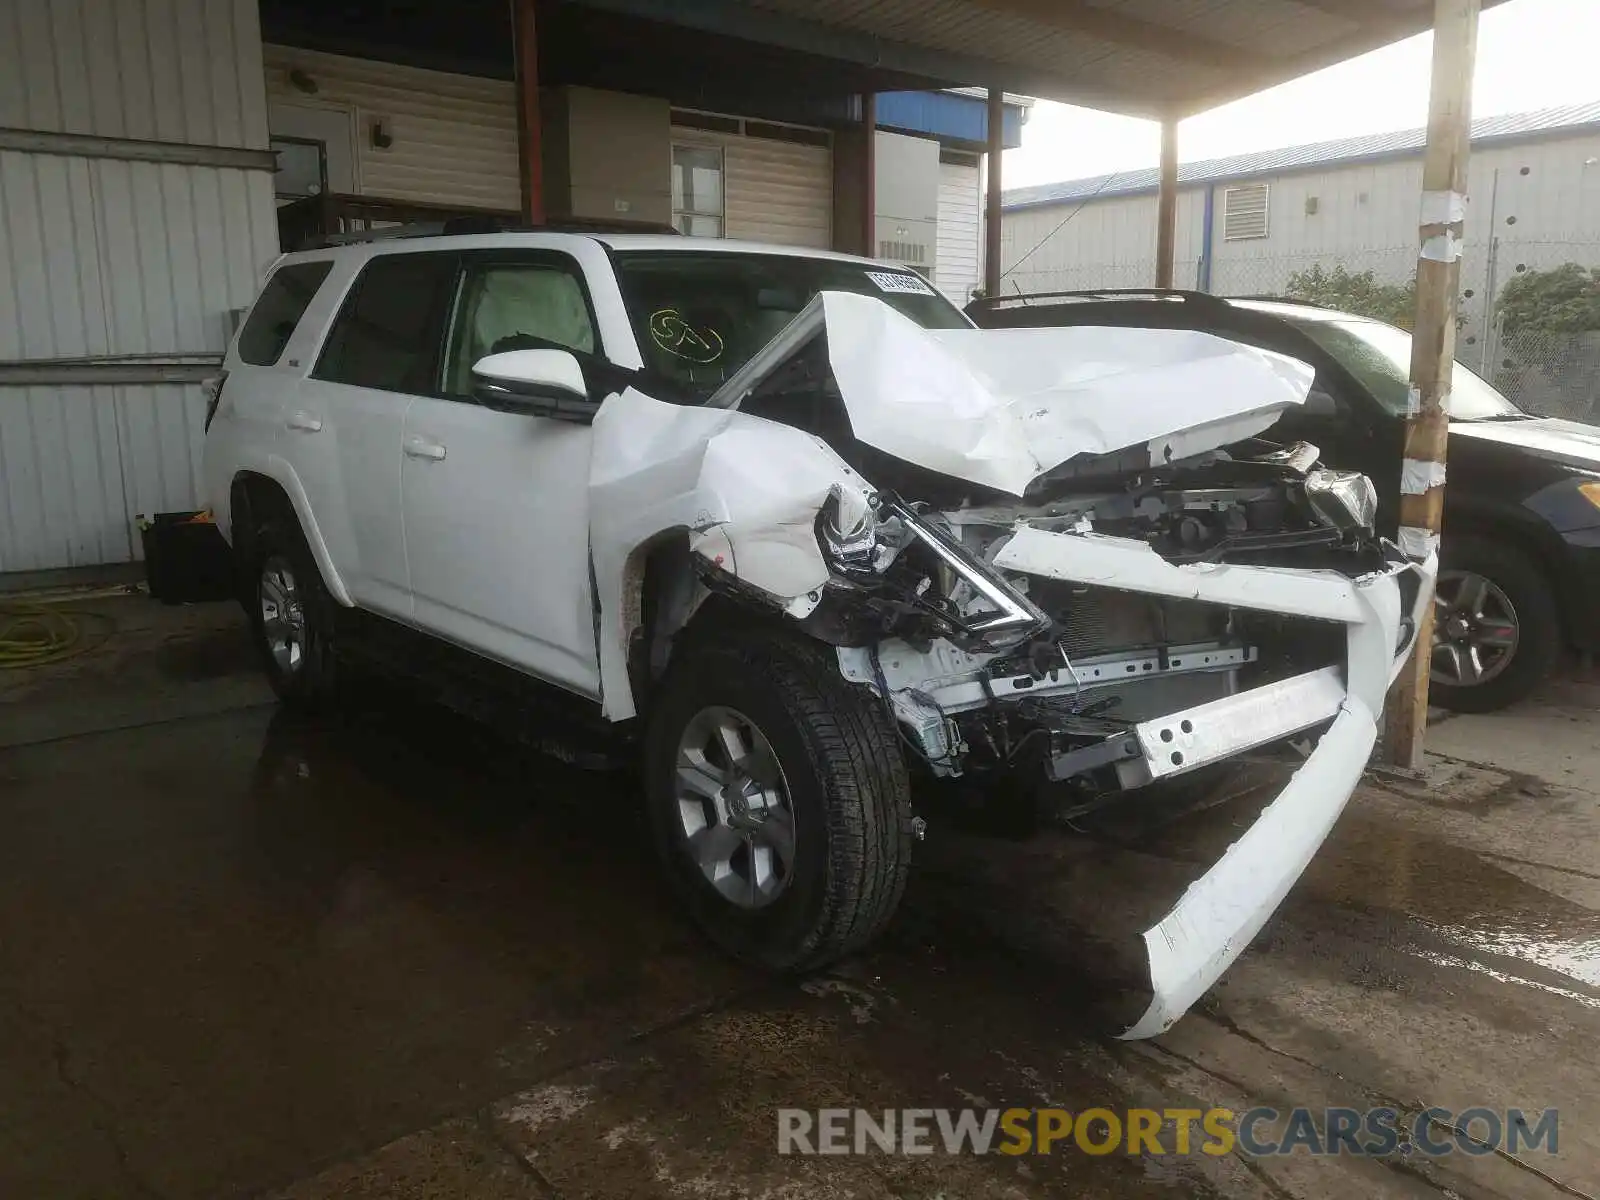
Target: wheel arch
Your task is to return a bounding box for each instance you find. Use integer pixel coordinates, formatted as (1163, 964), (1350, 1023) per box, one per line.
(228, 463), (354, 607)
(1443, 503), (1573, 647)
(606, 529), (807, 723)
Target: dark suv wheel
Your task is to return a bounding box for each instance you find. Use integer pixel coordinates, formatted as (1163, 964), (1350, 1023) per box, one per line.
(245, 513), (342, 708)
(644, 629), (915, 972)
(1430, 534), (1559, 713)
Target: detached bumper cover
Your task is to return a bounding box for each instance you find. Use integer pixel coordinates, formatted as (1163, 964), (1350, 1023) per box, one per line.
(1122, 699), (1375, 1038)
(990, 528), (1437, 1038)
(1118, 547), (1437, 1038)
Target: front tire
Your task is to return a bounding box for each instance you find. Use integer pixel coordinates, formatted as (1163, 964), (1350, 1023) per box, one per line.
(644, 630), (914, 972)
(1429, 534), (1559, 713)
(246, 515), (341, 709)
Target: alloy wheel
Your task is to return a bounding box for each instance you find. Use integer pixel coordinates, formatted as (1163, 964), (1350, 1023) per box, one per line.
(259, 555), (308, 676)
(1430, 568), (1519, 688)
(673, 705), (797, 910)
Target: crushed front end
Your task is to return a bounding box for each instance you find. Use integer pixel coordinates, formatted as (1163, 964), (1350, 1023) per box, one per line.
(594, 290), (1438, 1036)
(805, 444), (1435, 1038)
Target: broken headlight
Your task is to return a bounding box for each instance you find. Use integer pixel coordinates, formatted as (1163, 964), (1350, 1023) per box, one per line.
(817, 486), (886, 575)
(814, 491), (1047, 649)
(1305, 469), (1378, 533)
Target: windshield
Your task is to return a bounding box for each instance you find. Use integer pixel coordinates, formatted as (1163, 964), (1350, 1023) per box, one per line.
(1281, 315), (1521, 421)
(611, 250), (969, 400)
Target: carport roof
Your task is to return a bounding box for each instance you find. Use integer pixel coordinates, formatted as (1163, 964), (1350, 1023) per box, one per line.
(588, 0), (1512, 119)
(261, 1), (1512, 123)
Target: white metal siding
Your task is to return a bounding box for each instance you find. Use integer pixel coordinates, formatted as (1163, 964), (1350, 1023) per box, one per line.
(263, 45), (521, 211)
(0, 153), (277, 361)
(0, 0), (276, 573)
(0, 0), (269, 148)
(999, 130), (1600, 344)
(936, 159), (980, 302)
(677, 129), (832, 247)
(999, 189), (1205, 293)
(0, 383), (212, 571)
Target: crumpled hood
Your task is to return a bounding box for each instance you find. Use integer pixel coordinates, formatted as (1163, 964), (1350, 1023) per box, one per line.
(820, 292), (1315, 496)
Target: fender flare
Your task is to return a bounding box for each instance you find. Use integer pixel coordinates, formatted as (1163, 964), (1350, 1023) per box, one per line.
(230, 455), (354, 607)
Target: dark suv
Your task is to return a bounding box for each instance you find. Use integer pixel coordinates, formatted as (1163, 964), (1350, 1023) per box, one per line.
(972, 290), (1600, 712)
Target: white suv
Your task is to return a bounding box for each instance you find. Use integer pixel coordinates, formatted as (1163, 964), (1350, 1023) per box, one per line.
(204, 230), (1435, 1037)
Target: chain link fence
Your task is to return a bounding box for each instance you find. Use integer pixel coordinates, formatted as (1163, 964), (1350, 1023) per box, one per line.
(1490, 328), (1600, 422)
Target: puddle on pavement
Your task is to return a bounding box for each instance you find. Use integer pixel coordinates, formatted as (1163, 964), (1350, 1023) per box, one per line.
(1300, 813), (1600, 1000)
(155, 624), (259, 681)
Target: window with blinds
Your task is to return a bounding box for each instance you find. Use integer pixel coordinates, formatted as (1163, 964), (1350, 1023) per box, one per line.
(1223, 183), (1271, 240)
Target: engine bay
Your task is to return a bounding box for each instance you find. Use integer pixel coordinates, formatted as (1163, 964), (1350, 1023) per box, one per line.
(741, 438), (1390, 792)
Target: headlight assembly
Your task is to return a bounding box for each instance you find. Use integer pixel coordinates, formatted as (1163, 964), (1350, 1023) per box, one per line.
(814, 491), (1047, 649)
(1305, 469), (1378, 533)
(817, 486), (882, 575)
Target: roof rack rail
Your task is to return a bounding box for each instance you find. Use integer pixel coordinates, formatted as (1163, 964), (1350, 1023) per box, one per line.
(282, 193), (680, 250)
(310, 216), (682, 249)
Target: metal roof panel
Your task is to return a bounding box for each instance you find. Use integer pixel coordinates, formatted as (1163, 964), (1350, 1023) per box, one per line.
(1004, 101), (1600, 211)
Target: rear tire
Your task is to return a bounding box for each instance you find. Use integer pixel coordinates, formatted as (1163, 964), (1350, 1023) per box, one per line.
(1429, 534), (1559, 713)
(245, 514), (342, 709)
(644, 630), (914, 972)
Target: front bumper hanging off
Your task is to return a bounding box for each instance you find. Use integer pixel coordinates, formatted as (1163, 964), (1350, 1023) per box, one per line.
(989, 530), (1439, 1038)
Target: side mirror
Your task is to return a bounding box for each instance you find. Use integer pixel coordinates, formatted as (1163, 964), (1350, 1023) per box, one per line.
(471, 349), (596, 422)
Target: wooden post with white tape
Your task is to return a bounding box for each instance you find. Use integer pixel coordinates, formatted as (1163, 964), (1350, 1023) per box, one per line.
(1383, 0), (1480, 770)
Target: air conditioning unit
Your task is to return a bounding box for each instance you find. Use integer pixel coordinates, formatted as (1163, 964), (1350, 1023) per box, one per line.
(875, 229), (934, 272)
(874, 130), (939, 273)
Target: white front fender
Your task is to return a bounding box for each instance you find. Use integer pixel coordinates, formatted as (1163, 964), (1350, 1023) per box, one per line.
(588, 387), (871, 720)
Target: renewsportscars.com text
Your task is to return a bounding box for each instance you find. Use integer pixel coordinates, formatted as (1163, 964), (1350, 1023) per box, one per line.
(777, 1106), (1559, 1158)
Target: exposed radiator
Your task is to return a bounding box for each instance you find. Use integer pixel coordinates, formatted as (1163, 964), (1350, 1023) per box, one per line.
(1042, 584), (1229, 659)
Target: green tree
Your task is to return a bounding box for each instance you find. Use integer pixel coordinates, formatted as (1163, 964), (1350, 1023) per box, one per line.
(1283, 264), (1417, 328)
(1496, 263), (1600, 335)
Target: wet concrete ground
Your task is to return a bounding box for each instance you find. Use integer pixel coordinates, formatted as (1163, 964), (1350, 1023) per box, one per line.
(2, 594), (1598, 1198)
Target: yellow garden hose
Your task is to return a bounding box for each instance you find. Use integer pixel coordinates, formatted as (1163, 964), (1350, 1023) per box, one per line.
(0, 601), (85, 668)
(0, 583), (130, 669)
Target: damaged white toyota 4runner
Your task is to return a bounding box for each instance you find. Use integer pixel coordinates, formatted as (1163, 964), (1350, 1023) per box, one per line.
(205, 233), (1435, 1038)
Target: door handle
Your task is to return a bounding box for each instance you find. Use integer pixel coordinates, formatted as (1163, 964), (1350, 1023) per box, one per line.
(286, 411), (323, 433)
(404, 436), (447, 462)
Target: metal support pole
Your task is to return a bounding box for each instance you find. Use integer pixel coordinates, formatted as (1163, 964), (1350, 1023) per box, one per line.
(513, 0), (544, 225)
(1155, 116), (1178, 288)
(984, 87), (1004, 298)
(862, 92), (877, 257)
(1383, 0), (1480, 770)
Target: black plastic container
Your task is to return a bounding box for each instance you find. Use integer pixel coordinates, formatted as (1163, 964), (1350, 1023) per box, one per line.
(139, 512), (236, 605)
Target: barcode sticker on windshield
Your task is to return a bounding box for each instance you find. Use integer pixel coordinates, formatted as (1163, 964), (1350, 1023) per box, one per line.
(865, 270), (935, 296)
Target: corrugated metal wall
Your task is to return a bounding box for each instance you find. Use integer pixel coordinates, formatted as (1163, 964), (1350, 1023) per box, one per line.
(1205, 133), (1600, 340)
(999, 190), (1203, 293)
(0, 384), (212, 570)
(998, 130), (1600, 343)
(0, 0), (277, 574)
(263, 45), (522, 212)
(0, 152), (277, 362)
(936, 159), (980, 302)
(0, 0), (268, 146)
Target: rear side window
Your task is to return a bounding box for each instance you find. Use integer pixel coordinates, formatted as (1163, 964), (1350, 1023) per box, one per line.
(236, 261), (333, 366)
(314, 252), (458, 393)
